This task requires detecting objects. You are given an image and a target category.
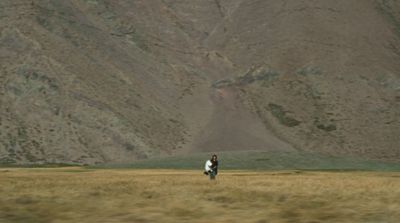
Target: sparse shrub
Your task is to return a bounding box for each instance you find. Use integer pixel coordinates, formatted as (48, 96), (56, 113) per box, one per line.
(212, 67), (280, 88)
(124, 143), (135, 151)
(268, 103), (301, 127)
(316, 123), (337, 132)
(211, 79), (233, 88)
(296, 66), (322, 76)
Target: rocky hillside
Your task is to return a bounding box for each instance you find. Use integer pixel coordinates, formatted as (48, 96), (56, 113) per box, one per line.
(0, 0), (399, 164)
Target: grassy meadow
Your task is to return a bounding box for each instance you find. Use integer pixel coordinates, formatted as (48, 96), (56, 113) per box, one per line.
(1, 168), (400, 223)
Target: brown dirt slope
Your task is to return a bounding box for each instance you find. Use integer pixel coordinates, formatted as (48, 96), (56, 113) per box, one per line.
(0, 0), (399, 164)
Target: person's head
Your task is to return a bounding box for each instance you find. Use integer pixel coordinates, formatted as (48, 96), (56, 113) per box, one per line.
(211, 154), (217, 162)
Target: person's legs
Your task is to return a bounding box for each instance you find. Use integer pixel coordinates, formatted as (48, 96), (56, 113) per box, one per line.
(209, 171), (216, 180)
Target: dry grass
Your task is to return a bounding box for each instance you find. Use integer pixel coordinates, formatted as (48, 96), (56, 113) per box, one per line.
(0, 168), (399, 223)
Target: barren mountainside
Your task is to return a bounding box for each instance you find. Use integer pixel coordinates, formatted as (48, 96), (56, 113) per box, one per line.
(0, 0), (399, 164)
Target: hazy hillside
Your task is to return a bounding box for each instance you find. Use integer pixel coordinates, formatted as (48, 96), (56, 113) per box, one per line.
(0, 0), (399, 164)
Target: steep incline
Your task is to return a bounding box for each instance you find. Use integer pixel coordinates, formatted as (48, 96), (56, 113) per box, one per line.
(206, 0), (400, 159)
(0, 0), (198, 163)
(0, 0), (399, 164)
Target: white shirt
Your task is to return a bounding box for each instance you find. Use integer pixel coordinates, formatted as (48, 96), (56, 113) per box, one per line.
(204, 160), (213, 172)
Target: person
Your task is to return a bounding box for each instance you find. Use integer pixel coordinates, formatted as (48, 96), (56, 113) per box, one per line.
(204, 154), (218, 180)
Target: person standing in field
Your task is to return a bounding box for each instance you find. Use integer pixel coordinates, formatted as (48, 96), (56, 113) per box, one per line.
(204, 154), (218, 180)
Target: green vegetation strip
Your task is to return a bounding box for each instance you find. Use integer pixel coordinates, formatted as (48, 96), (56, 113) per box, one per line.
(94, 151), (400, 171)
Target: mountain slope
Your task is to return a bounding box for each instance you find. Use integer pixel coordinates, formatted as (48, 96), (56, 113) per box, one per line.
(0, 0), (399, 164)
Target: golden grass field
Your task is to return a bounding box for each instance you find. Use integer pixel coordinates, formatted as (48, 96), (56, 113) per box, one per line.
(0, 168), (399, 223)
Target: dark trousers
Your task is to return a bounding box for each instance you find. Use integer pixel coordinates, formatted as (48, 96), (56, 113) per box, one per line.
(209, 170), (217, 180)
